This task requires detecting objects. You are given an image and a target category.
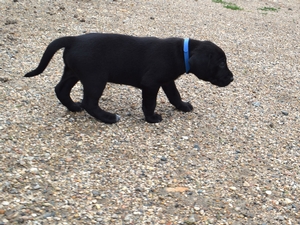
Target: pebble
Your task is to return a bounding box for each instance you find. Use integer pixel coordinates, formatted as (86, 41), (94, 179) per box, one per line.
(92, 190), (100, 197)
(32, 184), (41, 190)
(229, 186), (237, 191)
(194, 206), (200, 211)
(29, 167), (39, 174)
(283, 198), (293, 205)
(275, 216), (285, 221)
(160, 156), (167, 161)
(124, 214), (132, 221)
(197, 189), (204, 194)
(243, 181), (250, 187)
(65, 156), (73, 162)
(281, 110), (288, 116)
(253, 101), (261, 107)
(187, 215), (196, 223)
(193, 144), (200, 150)
(265, 190), (272, 195)
(2, 201), (9, 206)
(43, 212), (55, 218)
(111, 214), (118, 219)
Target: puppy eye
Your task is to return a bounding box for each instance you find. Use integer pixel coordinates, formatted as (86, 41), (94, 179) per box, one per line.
(219, 62), (226, 68)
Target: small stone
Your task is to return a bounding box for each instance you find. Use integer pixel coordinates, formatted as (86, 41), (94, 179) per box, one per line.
(194, 206), (200, 211)
(124, 214), (132, 221)
(43, 212), (55, 218)
(208, 218), (216, 224)
(160, 156), (167, 161)
(229, 186), (237, 191)
(65, 156), (73, 162)
(135, 187), (142, 192)
(10, 188), (18, 194)
(29, 168), (38, 174)
(281, 111), (288, 116)
(187, 215), (196, 223)
(265, 190), (272, 195)
(96, 211), (103, 216)
(111, 214), (118, 219)
(0, 209), (5, 214)
(2, 201), (9, 206)
(182, 136), (189, 140)
(276, 216), (284, 221)
(243, 181), (250, 187)
(197, 189), (204, 194)
(32, 184), (41, 190)
(193, 144), (200, 150)
(253, 101), (260, 107)
(283, 198), (293, 205)
(92, 190), (100, 197)
(19, 160), (26, 166)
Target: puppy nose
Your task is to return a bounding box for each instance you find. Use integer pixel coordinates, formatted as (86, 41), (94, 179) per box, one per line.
(230, 76), (234, 82)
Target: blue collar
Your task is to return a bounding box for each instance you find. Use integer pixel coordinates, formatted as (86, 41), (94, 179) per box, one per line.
(183, 38), (190, 73)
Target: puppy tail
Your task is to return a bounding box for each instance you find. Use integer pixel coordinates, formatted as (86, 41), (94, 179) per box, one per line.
(24, 36), (74, 77)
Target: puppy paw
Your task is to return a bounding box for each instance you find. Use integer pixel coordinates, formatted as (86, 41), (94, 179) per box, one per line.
(176, 101), (193, 112)
(145, 113), (162, 123)
(68, 102), (84, 112)
(101, 113), (121, 124)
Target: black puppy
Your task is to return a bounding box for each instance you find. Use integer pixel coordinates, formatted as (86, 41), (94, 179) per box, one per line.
(25, 33), (233, 123)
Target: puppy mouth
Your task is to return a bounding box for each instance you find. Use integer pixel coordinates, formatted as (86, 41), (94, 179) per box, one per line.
(211, 76), (234, 87)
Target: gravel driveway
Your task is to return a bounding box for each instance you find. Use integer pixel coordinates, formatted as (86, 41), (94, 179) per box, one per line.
(1, 0), (299, 224)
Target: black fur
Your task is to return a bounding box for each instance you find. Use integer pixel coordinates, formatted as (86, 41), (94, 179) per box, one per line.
(25, 33), (233, 123)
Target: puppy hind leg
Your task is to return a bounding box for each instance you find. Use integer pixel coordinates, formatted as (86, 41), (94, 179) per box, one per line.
(55, 66), (82, 112)
(162, 81), (193, 112)
(81, 82), (120, 124)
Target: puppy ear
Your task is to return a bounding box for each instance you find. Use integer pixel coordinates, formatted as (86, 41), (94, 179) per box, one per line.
(188, 54), (197, 69)
(207, 53), (212, 67)
(189, 52), (210, 73)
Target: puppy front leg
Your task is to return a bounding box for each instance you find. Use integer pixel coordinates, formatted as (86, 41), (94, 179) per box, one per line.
(162, 81), (193, 112)
(142, 87), (162, 123)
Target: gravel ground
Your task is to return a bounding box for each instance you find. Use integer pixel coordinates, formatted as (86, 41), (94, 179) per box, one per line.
(1, 0), (300, 224)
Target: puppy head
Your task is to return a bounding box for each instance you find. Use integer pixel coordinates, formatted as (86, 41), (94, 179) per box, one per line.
(189, 41), (233, 87)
